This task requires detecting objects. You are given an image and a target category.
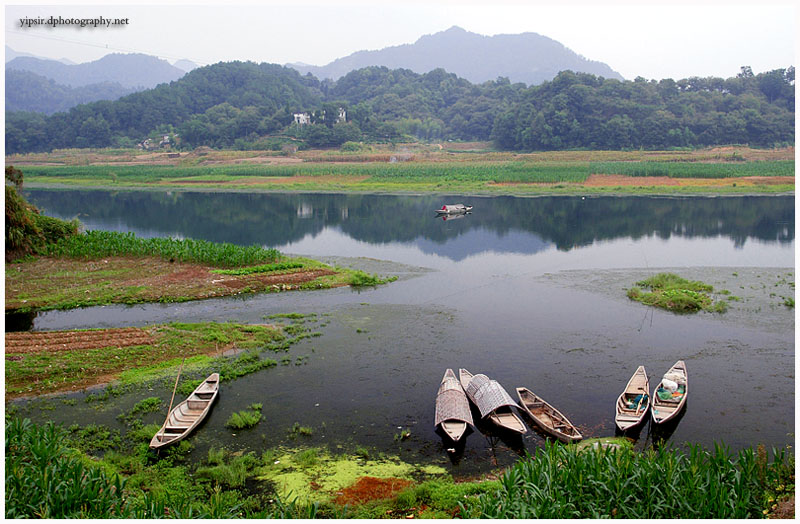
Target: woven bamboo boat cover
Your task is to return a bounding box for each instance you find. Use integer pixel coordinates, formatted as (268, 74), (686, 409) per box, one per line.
(435, 374), (474, 426)
(465, 374), (520, 419)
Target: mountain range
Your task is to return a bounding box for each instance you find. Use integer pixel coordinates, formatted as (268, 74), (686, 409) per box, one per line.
(288, 26), (623, 84)
(6, 52), (186, 89)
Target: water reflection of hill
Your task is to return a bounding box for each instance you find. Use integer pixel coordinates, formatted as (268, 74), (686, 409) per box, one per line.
(25, 190), (794, 261)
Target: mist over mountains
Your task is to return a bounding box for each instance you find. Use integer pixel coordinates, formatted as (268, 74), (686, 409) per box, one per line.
(288, 26), (623, 84)
(6, 52), (186, 88)
(6, 26), (622, 115)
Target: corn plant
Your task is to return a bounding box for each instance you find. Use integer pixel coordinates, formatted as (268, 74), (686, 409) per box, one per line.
(5, 418), (128, 518)
(462, 440), (778, 519)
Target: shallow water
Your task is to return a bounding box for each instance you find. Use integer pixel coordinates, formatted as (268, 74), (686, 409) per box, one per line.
(15, 190), (795, 475)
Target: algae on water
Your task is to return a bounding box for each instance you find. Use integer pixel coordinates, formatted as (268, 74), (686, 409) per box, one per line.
(256, 448), (446, 503)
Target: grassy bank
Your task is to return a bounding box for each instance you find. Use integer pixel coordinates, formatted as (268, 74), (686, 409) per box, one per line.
(13, 146), (794, 195)
(5, 417), (793, 518)
(6, 231), (396, 313)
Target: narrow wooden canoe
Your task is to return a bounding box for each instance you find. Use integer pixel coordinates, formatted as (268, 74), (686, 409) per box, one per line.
(615, 366), (650, 431)
(516, 387), (582, 443)
(652, 360), (688, 424)
(436, 204), (473, 214)
(150, 373), (219, 449)
(459, 368), (527, 435)
(434, 368), (474, 442)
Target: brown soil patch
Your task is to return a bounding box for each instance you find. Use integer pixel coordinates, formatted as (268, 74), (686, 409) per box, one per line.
(333, 476), (414, 506)
(6, 327), (154, 354)
(770, 496), (795, 519)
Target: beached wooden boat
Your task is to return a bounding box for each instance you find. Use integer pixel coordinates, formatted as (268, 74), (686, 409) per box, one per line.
(516, 387), (582, 443)
(615, 366), (650, 431)
(150, 373), (219, 449)
(434, 368), (474, 442)
(459, 368), (527, 434)
(652, 360), (688, 424)
(436, 204), (473, 214)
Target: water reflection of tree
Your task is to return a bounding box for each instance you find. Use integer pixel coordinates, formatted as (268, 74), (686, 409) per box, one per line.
(26, 191), (794, 256)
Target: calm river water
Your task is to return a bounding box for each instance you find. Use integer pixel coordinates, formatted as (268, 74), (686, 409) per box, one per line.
(17, 189), (796, 475)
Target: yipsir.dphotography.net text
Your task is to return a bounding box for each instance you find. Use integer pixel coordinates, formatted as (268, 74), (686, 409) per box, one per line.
(18, 15), (129, 29)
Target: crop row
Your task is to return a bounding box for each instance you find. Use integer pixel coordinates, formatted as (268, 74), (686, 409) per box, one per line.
(43, 230), (281, 268)
(211, 261), (307, 276)
(25, 159), (794, 184)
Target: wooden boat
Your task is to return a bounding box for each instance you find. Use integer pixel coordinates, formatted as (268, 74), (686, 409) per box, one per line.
(150, 373), (219, 449)
(434, 368), (474, 442)
(615, 366), (650, 431)
(652, 360), (688, 424)
(459, 368), (527, 434)
(516, 387), (582, 443)
(436, 204), (473, 214)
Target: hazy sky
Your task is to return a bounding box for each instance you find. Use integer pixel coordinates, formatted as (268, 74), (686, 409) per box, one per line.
(4, 0), (796, 81)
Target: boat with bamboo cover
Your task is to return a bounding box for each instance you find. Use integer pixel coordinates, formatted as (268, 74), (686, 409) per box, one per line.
(615, 366), (650, 431)
(516, 387), (582, 443)
(652, 360), (688, 424)
(434, 368), (474, 442)
(459, 368), (527, 434)
(150, 373), (219, 449)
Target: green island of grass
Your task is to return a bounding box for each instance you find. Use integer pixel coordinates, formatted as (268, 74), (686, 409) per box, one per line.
(627, 272), (729, 313)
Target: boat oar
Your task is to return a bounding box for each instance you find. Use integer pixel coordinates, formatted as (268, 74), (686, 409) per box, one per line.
(157, 357), (186, 445)
(634, 391), (646, 415)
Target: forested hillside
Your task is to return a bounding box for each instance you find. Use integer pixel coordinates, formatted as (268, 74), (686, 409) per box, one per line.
(5, 61), (794, 154)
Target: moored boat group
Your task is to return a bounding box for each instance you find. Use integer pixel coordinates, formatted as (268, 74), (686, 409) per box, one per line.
(148, 360), (688, 452)
(435, 360), (689, 448)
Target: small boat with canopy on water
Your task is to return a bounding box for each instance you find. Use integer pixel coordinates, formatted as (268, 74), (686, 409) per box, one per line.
(459, 368), (527, 434)
(434, 368), (474, 442)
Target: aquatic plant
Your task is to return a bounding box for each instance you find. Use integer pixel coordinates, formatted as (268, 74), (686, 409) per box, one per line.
(118, 397), (162, 425)
(225, 404), (263, 430)
(288, 423), (314, 439)
(627, 272), (727, 313)
(348, 270), (398, 287)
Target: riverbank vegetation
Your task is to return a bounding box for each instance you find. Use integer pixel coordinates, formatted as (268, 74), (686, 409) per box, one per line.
(6, 229), (395, 313)
(627, 272), (730, 313)
(6, 173), (397, 313)
(11, 145), (793, 195)
(5, 416), (793, 518)
(5, 166), (78, 261)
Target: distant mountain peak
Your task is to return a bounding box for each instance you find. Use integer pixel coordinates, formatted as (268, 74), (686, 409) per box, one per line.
(288, 27), (622, 85)
(6, 52), (186, 88)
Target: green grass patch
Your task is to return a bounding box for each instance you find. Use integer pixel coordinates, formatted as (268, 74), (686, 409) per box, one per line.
(591, 160), (793, 178)
(627, 272), (727, 313)
(225, 406), (263, 430)
(43, 230), (280, 268)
